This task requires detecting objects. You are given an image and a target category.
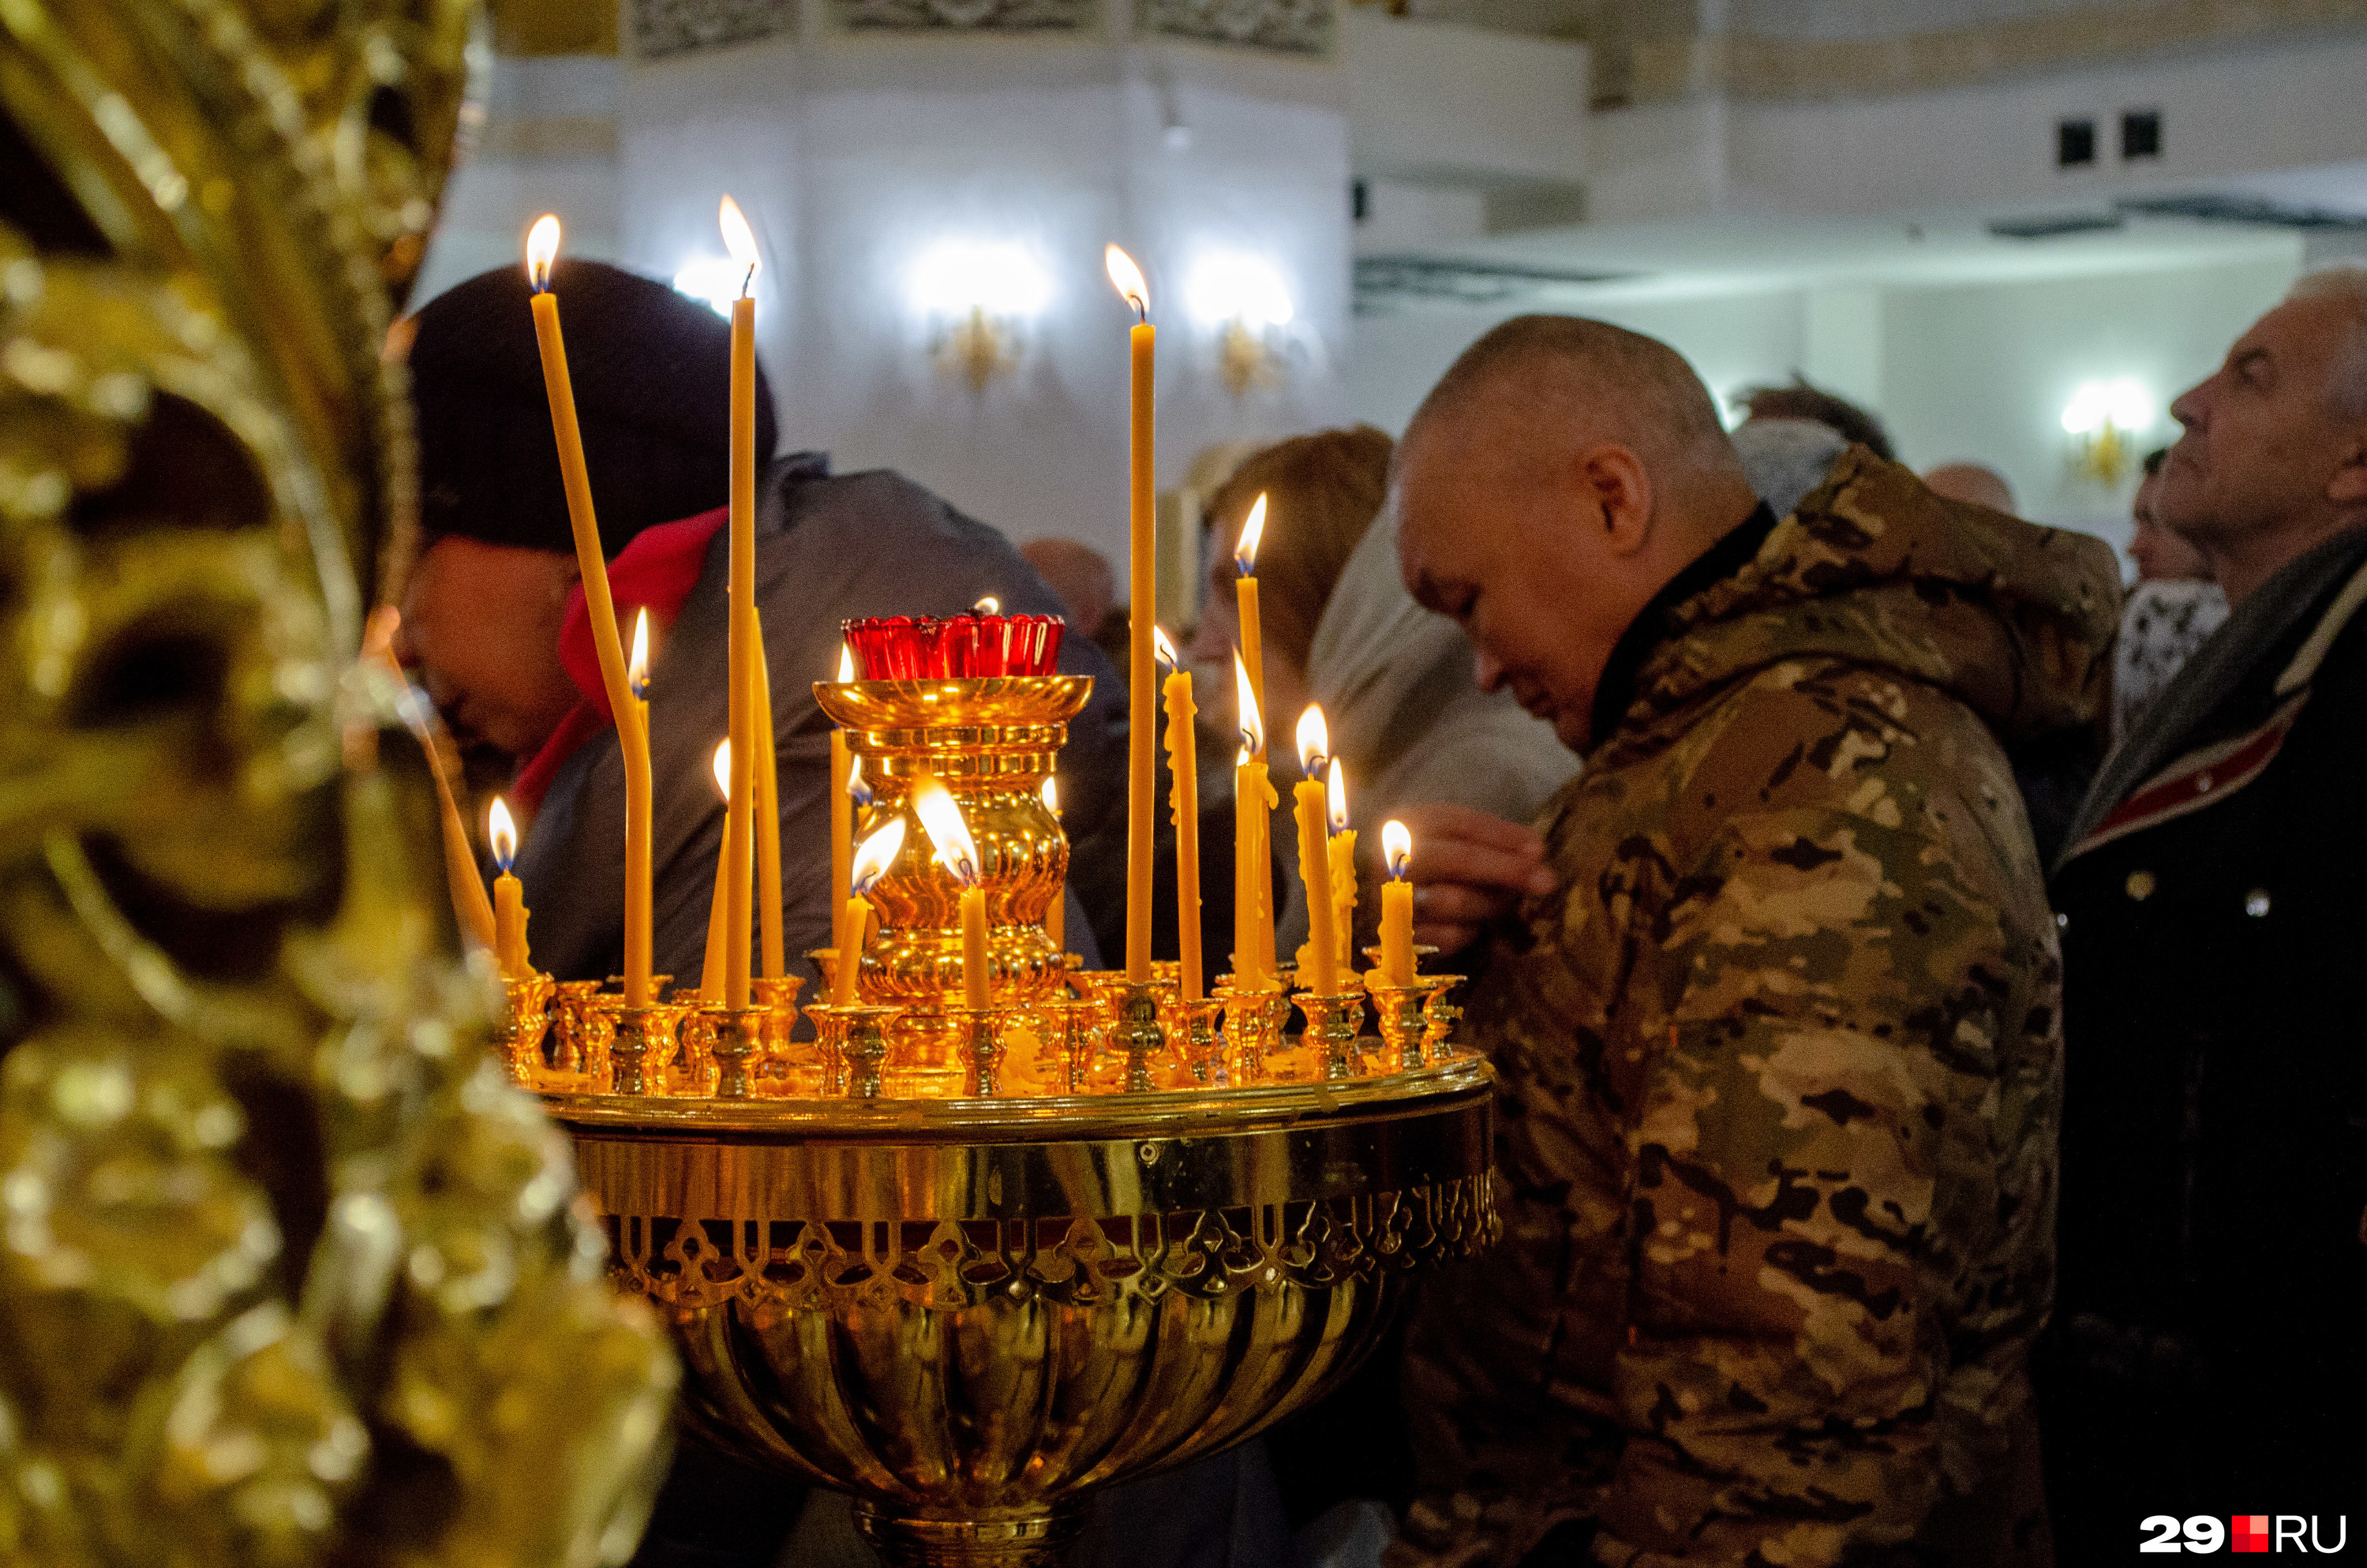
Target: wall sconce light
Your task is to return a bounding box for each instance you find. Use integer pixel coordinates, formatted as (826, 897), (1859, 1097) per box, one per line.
(2061, 377), (2154, 485)
(1186, 254), (1294, 398)
(672, 256), (743, 320)
(907, 241), (1050, 392)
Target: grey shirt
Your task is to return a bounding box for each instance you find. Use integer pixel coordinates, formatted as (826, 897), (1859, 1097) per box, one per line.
(515, 453), (1121, 994)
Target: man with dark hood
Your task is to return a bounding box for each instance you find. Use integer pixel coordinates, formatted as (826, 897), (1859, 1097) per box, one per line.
(2045, 269), (2367, 1558)
(1387, 316), (2117, 1567)
(394, 260), (1126, 995)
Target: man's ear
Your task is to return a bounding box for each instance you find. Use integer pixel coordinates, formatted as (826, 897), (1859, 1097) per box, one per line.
(2328, 422), (2367, 508)
(1574, 444), (1654, 558)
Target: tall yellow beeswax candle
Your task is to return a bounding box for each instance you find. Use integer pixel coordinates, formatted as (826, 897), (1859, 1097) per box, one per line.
(524, 214), (653, 1006)
(1157, 629), (1203, 1001)
(1293, 707), (1340, 995)
(1234, 494), (1268, 759)
(1107, 245), (1156, 983)
(720, 195), (762, 1010)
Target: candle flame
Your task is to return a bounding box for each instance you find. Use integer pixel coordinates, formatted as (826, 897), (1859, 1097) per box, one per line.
(1328, 757), (1349, 833)
(1105, 245), (1149, 318)
(837, 641), (856, 683)
(718, 196), (759, 290)
(525, 214), (560, 291)
(908, 773), (982, 885)
(850, 817), (906, 896)
(1295, 704), (1329, 777)
(1153, 625), (1178, 672)
(488, 797), (518, 872)
(1041, 775), (1059, 816)
(710, 739), (732, 799)
(1234, 649), (1263, 756)
(1236, 493), (1267, 576)
(975, 595), (1000, 615)
(848, 754), (871, 806)
(628, 608), (650, 698)
(1383, 819), (1412, 880)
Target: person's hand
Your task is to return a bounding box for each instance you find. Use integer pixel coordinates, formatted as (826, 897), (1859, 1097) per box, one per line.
(1395, 801), (1556, 956)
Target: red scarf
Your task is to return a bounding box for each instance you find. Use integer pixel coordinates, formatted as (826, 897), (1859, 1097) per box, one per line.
(513, 506), (728, 812)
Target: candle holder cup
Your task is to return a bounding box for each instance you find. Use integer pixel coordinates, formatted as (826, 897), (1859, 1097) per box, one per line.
(1218, 982), (1291, 1087)
(1420, 976), (1466, 1060)
(1168, 994), (1226, 1086)
(1113, 983), (1167, 1094)
(552, 979), (605, 1076)
(753, 975), (806, 1091)
(498, 972), (556, 1086)
(609, 1005), (659, 1096)
(806, 1003), (902, 1099)
(1295, 989), (1369, 1082)
(1364, 978), (1429, 1074)
(711, 1006), (766, 1101)
(947, 1006), (1007, 1098)
(807, 947), (842, 1003)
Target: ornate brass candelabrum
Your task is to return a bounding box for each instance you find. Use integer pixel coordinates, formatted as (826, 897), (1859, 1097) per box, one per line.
(505, 671), (1496, 1567)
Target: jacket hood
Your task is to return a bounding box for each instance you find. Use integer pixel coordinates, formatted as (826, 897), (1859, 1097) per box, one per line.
(1623, 448), (2118, 745)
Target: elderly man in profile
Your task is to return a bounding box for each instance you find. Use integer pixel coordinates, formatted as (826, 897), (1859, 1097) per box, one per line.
(1387, 316), (2116, 1567)
(2045, 269), (2367, 1558)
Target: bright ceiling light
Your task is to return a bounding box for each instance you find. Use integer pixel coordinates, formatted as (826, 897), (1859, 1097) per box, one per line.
(672, 256), (741, 319)
(906, 241), (1052, 320)
(1185, 253), (1294, 331)
(2062, 377), (2154, 436)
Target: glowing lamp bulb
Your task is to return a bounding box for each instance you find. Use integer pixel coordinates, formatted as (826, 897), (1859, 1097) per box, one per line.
(1236, 494), (1267, 576)
(718, 196), (759, 290)
(1295, 704), (1329, 777)
(849, 818), (906, 898)
(1153, 626), (1178, 673)
(1105, 245), (1149, 318)
(837, 642), (856, 683)
(525, 214), (560, 292)
(710, 740), (732, 800)
(488, 797), (518, 873)
(909, 773), (982, 885)
(1382, 819), (1413, 881)
(1328, 757), (1349, 833)
(628, 608), (650, 700)
(1234, 650), (1263, 756)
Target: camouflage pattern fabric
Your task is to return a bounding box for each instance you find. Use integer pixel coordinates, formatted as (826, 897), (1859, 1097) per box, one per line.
(1394, 451), (2118, 1568)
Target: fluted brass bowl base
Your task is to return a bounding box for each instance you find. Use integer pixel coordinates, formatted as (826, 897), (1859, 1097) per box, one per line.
(551, 1060), (1496, 1567)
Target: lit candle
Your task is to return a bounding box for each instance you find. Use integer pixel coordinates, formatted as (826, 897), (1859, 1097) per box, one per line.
(1235, 493), (1268, 758)
(700, 740), (732, 1003)
(829, 642), (856, 957)
(624, 609), (652, 997)
(835, 818), (907, 1006)
(524, 214), (654, 1006)
(489, 797), (530, 979)
(1041, 775), (1066, 952)
(1380, 820), (1416, 986)
(912, 774), (991, 1010)
(1157, 628), (1203, 1001)
(720, 193), (762, 1011)
(1233, 652), (1277, 991)
(1327, 759), (1357, 975)
(754, 608), (782, 979)
(1293, 705), (1340, 994)
(1107, 245), (1156, 984)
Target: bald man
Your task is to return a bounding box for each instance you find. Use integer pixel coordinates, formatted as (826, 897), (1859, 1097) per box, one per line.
(1923, 460), (2019, 515)
(1388, 317), (2117, 1568)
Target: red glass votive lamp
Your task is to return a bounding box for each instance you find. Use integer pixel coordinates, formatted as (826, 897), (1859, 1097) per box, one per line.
(845, 613), (1065, 679)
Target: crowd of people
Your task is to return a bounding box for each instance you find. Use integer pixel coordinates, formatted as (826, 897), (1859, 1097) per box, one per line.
(393, 259), (2367, 1567)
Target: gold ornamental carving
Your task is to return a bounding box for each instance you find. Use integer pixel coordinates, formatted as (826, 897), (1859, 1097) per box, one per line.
(0, 2), (677, 1563)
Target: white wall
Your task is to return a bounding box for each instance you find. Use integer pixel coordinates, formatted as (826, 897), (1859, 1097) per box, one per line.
(1347, 249), (2305, 561)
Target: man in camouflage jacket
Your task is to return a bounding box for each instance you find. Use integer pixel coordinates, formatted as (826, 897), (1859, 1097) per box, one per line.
(1388, 317), (2117, 1568)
